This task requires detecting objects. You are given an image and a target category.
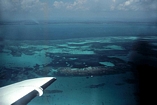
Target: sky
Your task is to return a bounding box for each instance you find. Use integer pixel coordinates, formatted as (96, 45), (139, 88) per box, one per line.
(0, 0), (157, 21)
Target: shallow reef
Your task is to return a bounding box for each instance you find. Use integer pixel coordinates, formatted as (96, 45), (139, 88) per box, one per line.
(0, 36), (156, 85)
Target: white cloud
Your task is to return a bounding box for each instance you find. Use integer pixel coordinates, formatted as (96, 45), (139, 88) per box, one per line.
(1, 0), (157, 13)
(112, 0), (116, 3)
(21, 0), (39, 10)
(110, 5), (115, 10)
(110, 0), (117, 10)
(53, 0), (88, 10)
(124, 0), (132, 6)
(53, 1), (65, 9)
(117, 0), (157, 11)
(1, 0), (157, 20)
(117, 0), (141, 11)
(0, 0), (48, 13)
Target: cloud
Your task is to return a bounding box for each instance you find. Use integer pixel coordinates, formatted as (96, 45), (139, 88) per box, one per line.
(0, 0), (48, 13)
(53, 1), (65, 9)
(112, 0), (116, 3)
(117, 0), (139, 11)
(124, 0), (133, 6)
(20, 0), (40, 10)
(0, 0), (51, 20)
(0, 0), (157, 20)
(117, 0), (157, 11)
(1, 0), (157, 13)
(53, 0), (88, 11)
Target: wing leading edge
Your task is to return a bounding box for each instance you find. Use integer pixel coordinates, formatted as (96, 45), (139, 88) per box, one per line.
(0, 77), (56, 105)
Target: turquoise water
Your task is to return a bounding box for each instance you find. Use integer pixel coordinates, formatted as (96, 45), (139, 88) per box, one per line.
(0, 21), (157, 105)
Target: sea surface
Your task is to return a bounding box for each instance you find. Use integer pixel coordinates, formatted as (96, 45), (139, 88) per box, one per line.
(0, 21), (157, 105)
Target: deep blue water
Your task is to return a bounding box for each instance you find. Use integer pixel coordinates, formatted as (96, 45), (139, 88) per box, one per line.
(1, 21), (157, 40)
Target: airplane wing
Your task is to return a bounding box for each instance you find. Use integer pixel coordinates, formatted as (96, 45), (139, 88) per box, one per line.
(0, 77), (56, 105)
